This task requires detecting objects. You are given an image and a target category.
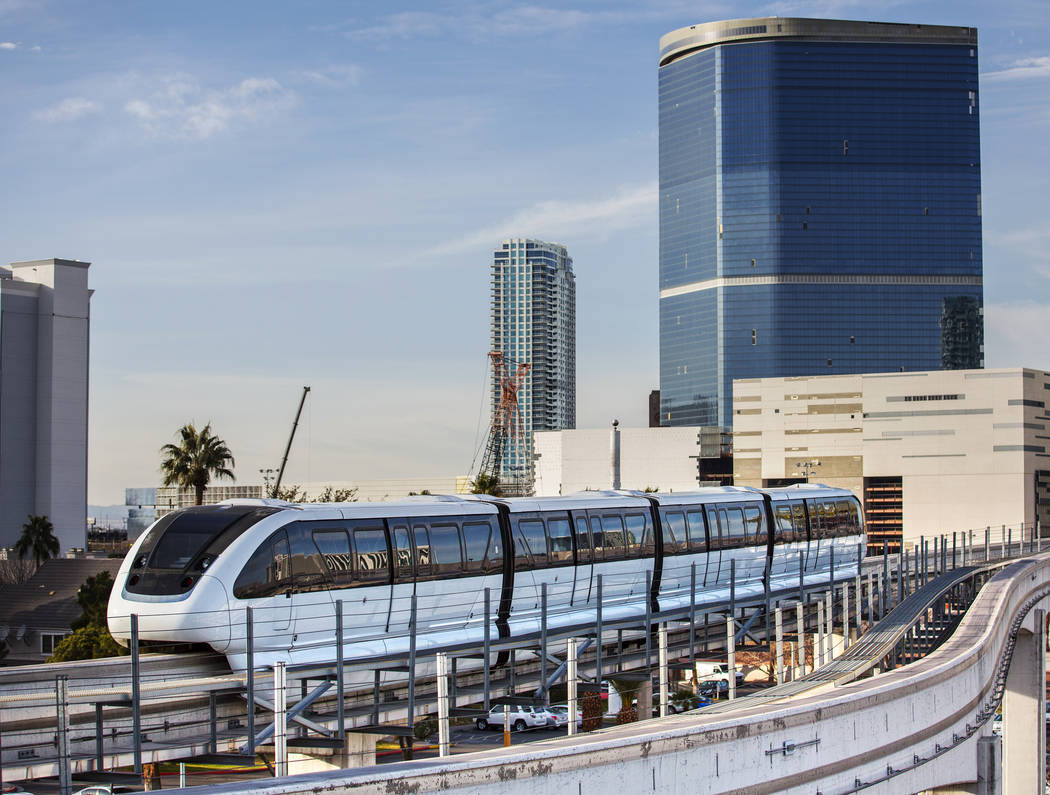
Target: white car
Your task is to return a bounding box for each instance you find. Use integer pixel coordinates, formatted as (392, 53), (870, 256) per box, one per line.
(548, 704), (583, 728)
(474, 704), (551, 732)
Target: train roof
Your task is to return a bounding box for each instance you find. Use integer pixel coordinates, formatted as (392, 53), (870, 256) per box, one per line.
(761, 483), (856, 501)
(218, 496), (497, 519)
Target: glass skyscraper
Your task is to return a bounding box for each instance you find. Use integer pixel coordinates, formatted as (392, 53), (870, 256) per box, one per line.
(491, 239), (576, 493)
(658, 18), (984, 429)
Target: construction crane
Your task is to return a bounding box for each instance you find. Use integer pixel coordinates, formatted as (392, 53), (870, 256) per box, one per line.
(477, 351), (530, 496)
(272, 385), (311, 497)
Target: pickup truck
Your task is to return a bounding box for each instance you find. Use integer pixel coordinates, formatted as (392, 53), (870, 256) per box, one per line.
(694, 661), (744, 686)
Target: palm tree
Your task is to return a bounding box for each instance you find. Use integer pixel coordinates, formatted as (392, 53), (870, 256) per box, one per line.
(15, 515), (60, 567)
(160, 423), (236, 505)
(470, 472), (502, 497)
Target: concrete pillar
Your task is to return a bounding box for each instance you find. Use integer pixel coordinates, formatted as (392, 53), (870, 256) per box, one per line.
(727, 615), (736, 699)
(976, 735), (1002, 795)
(286, 733), (376, 773)
(1003, 609), (1046, 794)
(610, 420), (621, 490)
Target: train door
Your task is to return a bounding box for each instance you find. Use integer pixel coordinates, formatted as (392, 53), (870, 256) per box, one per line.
(233, 529), (292, 652)
(572, 513), (594, 604)
(388, 521), (415, 638)
(286, 522), (338, 654)
(705, 505), (724, 586)
(508, 514), (544, 628)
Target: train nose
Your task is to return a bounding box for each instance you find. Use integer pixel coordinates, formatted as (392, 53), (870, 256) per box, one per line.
(107, 574), (232, 652)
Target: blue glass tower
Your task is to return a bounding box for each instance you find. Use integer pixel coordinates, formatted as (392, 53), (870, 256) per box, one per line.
(658, 18), (984, 429)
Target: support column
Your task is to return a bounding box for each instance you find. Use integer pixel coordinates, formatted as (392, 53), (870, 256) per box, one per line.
(796, 603), (805, 677)
(1003, 608), (1046, 794)
(774, 607), (784, 685)
(436, 652), (450, 758)
(658, 624), (669, 718)
(273, 662), (288, 778)
(726, 616), (736, 700)
(567, 638), (578, 737)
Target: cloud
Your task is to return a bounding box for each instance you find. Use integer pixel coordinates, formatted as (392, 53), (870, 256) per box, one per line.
(431, 181), (657, 256)
(298, 64), (363, 87)
(124, 74), (295, 140)
(0, 41), (17, 49)
(34, 97), (101, 122)
(984, 301), (1050, 371)
(983, 56), (1050, 82)
(344, 3), (724, 42)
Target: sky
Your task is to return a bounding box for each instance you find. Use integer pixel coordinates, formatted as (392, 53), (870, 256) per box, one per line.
(1, 0), (1048, 505)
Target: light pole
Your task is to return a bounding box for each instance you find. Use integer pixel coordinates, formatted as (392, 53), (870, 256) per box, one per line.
(259, 468), (277, 497)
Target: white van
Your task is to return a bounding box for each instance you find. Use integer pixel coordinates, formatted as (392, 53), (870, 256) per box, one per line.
(693, 660), (744, 686)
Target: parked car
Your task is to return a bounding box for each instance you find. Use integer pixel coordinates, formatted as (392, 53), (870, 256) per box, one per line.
(474, 704), (551, 732)
(548, 704), (584, 728)
(668, 692), (713, 713)
(697, 679), (730, 698)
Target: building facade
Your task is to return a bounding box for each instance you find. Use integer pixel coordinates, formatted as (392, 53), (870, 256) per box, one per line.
(658, 18), (984, 431)
(534, 426), (705, 496)
(0, 259), (91, 553)
(491, 239), (576, 492)
(732, 368), (1050, 551)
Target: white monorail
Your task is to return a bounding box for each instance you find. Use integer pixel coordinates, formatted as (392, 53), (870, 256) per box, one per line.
(107, 485), (863, 671)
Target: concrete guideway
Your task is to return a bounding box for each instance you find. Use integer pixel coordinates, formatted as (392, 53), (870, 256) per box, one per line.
(177, 553), (1050, 794)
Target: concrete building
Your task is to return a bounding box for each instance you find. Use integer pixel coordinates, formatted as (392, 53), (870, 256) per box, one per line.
(658, 18), (984, 430)
(534, 427), (704, 496)
(0, 259), (91, 553)
(732, 368), (1050, 551)
(491, 239), (575, 493)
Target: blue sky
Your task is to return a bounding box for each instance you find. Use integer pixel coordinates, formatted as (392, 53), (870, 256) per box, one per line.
(1, 0), (1048, 504)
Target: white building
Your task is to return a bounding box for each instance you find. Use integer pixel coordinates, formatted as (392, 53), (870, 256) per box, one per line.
(491, 239), (575, 494)
(534, 427), (704, 496)
(732, 368), (1050, 551)
(0, 259), (91, 553)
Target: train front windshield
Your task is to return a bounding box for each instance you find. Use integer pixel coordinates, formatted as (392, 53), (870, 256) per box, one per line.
(125, 506), (280, 595)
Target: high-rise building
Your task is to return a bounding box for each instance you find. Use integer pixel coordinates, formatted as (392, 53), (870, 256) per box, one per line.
(0, 259), (91, 553)
(491, 239), (576, 493)
(658, 18), (984, 430)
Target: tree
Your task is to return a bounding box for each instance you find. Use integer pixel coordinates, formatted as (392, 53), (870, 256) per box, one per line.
(274, 485), (358, 503)
(15, 515), (59, 567)
(48, 567), (128, 659)
(48, 570), (127, 662)
(470, 473), (502, 497)
(643, 486), (660, 493)
(48, 624), (125, 662)
(160, 423), (235, 505)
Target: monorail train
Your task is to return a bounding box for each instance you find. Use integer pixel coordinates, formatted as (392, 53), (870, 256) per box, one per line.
(107, 484), (864, 672)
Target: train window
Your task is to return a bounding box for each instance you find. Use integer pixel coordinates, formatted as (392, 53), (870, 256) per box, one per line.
(790, 501), (807, 541)
(601, 515), (626, 560)
(744, 505), (765, 545)
(638, 514), (656, 555)
(313, 529), (353, 586)
(392, 525), (414, 581)
(233, 530), (292, 599)
(428, 523), (464, 576)
(589, 516), (605, 561)
(287, 524), (328, 592)
(413, 526), (432, 577)
(825, 500), (843, 536)
(706, 506), (722, 550)
(625, 514), (646, 558)
(352, 529), (389, 583)
(517, 519), (548, 569)
(686, 510), (706, 552)
(574, 516), (593, 564)
(662, 511), (687, 555)
(463, 521), (500, 574)
(774, 503), (794, 542)
(548, 517), (573, 564)
(725, 507), (746, 546)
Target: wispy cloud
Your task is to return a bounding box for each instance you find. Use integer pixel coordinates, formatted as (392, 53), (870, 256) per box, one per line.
(297, 64), (363, 87)
(432, 181), (656, 256)
(345, 3), (725, 42)
(124, 75), (296, 140)
(0, 40), (17, 49)
(984, 56), (1050, 82)
(34, 96), (101, 122)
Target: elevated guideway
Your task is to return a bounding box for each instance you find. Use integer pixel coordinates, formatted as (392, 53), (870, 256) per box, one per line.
(178, 552), (1050, 794)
